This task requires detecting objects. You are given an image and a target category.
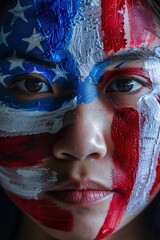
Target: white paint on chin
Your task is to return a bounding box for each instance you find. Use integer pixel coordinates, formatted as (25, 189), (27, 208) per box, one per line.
(0, 165), (57, 199)
(0, 97), (77, 136)
(68, 0), (103, 79)
(125, 58), (160, 218)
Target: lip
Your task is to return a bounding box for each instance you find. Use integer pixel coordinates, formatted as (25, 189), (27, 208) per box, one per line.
(48, 189), (113, 205)
(46, 180), (113, 205)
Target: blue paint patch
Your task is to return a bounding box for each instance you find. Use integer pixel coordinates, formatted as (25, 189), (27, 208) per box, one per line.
(89, 60), (113, 85)
(0, 0), (38, 58)
(34, 0), (81, 76)
(0, 82), (75, 111)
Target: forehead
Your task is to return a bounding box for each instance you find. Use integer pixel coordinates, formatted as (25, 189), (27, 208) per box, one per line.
(0, 0), (157, 78)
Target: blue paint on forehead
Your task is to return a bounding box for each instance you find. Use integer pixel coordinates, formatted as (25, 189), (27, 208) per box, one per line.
(0, 0), (80, 72)
(34, 0), (81, 75)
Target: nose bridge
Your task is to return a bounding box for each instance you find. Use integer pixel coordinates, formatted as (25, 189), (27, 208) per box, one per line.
(69, 103), (101, 144)
(52, 101), (108, 160)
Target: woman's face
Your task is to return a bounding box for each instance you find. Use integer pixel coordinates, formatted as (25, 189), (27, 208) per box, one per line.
(0, 0), (160, 239)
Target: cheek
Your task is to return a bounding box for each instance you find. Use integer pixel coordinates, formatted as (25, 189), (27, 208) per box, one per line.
(112, 108), (139, 192)
(0, 133), (74, 233)
(96, 108), (139, 239)
(0, 133), (53, 167)
(8, 193), (73, 232)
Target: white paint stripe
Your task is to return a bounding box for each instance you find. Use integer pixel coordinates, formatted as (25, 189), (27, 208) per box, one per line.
(125, 58), (160, 217)
(0, 97), (77, 135)
(125, 94), (160, 217)
(68, 0), (103, 79)
(0, 165), (57, 199)
(123, 1), (131, 48)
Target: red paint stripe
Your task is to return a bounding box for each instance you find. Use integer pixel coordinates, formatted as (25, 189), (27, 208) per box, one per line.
(96, 108), (139, 239)
(127, 0), (156, 48)
(8, 192), (73, 232)
(101, 0), (156, 54)
(0, 133), (53, 167)
(101, 0), (126, 52)
(99, 67), (151, 86)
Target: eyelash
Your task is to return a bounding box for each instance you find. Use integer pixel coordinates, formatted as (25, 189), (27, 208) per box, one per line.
(104, 76), (150, 94)
(8, 75), (53, 95)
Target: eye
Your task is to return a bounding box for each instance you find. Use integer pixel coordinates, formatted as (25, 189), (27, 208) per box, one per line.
(106, 78), (143, 93)
(9, 74), (52, 94)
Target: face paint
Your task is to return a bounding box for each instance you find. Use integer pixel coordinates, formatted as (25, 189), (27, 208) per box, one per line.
(125, 57), (160, 214)
(0, 166), (57, 199)
(0, 133), (53, 167)
(96, 108), (139, 239)
(0, 0), (160, 239)
(101, 0), (156, 53)
(8, 193), (74, 232)
(0, 97), (77, 135)
(68, 0), (104, 78)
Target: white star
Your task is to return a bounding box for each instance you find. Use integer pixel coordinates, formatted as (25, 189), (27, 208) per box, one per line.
(0, 27), (11, 47)
(7, 51), (25, 71)
(8, 0), (32, 26)
(52, 65), (68, 82)
(23, 28), (44, 52)
(31, 67), (45, 75)
(0, 74), (11, 86)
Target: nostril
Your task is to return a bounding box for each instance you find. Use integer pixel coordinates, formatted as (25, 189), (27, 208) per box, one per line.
(54, 152), (77, 160)
(87, 153), (103, 160)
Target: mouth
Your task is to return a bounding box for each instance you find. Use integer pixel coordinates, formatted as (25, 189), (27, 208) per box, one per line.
(46, 180), (113, 205)
(48, 189), (113, 205)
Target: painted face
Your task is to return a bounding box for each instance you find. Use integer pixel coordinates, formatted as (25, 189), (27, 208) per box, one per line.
(0, 0), (160, 239)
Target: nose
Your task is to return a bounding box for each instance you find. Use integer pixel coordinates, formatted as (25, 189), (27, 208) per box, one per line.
(52, 102), (108, 161)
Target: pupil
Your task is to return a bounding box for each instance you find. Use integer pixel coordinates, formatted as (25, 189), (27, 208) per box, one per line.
(25, 78), (43, 92)
(116, 79), (133, 92)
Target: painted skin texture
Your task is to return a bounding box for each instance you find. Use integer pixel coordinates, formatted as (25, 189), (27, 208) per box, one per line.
(0, 0), (160, 240)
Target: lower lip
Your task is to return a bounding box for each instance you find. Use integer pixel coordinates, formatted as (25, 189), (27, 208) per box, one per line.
(48, 190), (113, 205)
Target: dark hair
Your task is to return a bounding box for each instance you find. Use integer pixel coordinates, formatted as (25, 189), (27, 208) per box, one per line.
(147, 0), (160, 17)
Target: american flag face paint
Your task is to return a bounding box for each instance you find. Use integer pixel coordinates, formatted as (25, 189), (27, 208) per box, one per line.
(0, 0), (160, 239)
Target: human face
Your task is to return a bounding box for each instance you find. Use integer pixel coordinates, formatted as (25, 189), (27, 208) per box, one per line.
(0, 0), (160, 240)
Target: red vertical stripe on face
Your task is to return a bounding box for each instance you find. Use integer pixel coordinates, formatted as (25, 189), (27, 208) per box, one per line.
(96, 108), (139, 239)
(101, 0), (126, 52)
(8, 193), (73, 232)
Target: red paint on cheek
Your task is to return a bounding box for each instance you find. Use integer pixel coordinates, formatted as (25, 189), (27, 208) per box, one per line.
(101, 0), (156, 53)
(8, 193), (73, 232)
(96, 108), (139, 239)
(0, 134), (53, 167)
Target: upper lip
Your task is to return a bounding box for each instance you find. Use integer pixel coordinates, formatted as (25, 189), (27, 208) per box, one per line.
(51, 180), (112, 192)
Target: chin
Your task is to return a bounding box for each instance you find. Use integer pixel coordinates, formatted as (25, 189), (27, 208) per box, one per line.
(33, 208), (111, 240)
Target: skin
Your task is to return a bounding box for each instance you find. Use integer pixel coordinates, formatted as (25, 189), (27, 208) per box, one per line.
(0, 0), (160, 240)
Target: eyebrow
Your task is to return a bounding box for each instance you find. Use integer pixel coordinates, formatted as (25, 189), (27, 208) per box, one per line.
(6, 52), (57, 70)
(110, 49), (158, 63)
(6, 48), (159, 75)
(27, 55), (57, 69)
(25, 49), (157, 66)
